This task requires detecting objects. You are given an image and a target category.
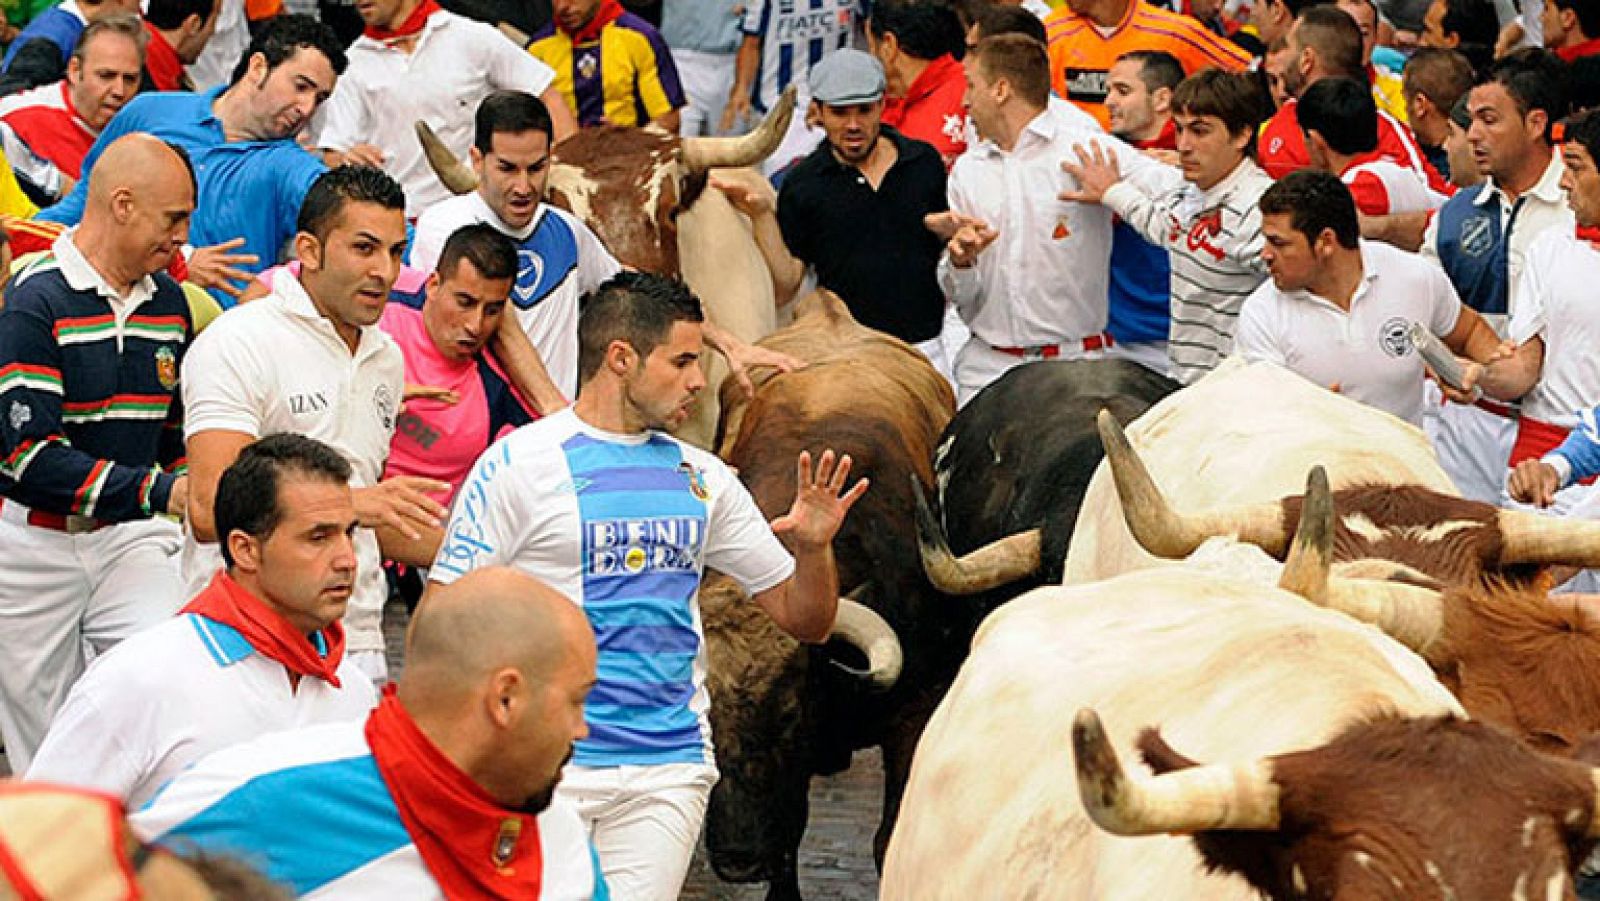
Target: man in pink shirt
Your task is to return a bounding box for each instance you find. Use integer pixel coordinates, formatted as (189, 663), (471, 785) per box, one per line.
(379, 222), (534, 606)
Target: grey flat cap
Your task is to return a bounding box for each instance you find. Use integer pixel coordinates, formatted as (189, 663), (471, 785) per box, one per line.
(809, 48), (887, 106)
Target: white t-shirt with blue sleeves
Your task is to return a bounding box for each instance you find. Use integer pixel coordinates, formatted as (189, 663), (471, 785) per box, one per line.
(430, 408), (795, 767)
(130, 720), (606, 900)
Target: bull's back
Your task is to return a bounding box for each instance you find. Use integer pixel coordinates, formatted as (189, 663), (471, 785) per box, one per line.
(881, 565), (1461, 900)
(1064, 359), (1458, 584)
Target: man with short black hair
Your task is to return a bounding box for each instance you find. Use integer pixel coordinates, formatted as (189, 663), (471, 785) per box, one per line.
(139, 0), (218, 91)
(27, 433), (378, 808)
(870, 0), (968, 167)
(0, 14), (142, 202)
(430, 271), (866, 900)
(40, 15), (349, 305)
(1300, 76), (1440, 214)
(1420, 0), (1498, 71)
(183, 165), (448, 682)
(1543, 0), (1600, 60)
(1402, 46), (1474, 180)
(1234, 169), (1499, 426)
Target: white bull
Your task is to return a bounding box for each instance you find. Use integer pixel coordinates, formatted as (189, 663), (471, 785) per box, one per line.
(1063, 358), (1458, 584)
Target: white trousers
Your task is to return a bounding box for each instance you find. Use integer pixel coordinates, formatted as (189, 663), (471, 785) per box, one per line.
(1422, 385), (1516, 504)
(954, 336), (1109, 407)
(557, 761), (718, 901)
(0, 510), (183, 771)
(674, 48), (736, 138)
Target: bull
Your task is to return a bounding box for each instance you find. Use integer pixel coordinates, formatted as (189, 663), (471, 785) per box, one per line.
(699, 291), (955, 899)
(1082, 361), (1600, 753)
(912, 359), (1177, 604)
(885, 469), (1600, 899)
(417, 89), (795, 447)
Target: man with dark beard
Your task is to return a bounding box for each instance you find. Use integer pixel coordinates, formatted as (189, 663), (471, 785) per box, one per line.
(131, 566), (608, 899)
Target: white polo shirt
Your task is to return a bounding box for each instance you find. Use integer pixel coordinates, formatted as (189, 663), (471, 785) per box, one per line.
(1508, 230), (1600, 427)
(180, 274), (405, 654)
(411, 198), (620, 398)
(1234, 240), (1463, 427)
(26, 613), (376, 809)
(317, 11), (557, 218)
(938, 101), (1182, 349)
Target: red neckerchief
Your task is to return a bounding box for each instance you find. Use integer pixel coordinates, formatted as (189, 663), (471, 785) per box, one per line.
(1557, 36), (1600, 62)
(563, 0), (624, 44)
(365, 687), (544, 900)
(1134, 118), (1177, 151)
(181, 570), (345, 687)
(363, 0), (441, 41)
(1579, 224), (1600, 249)
(142, 21), (183, 91)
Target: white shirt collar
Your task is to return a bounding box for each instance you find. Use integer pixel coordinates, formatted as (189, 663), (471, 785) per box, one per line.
(1200, 156), (1266, 203)
(272, 269), (388, 360)
(51, 230), (155, 309)
(1473, 147), (1565, 208)
(1283, 241), (1379, 311)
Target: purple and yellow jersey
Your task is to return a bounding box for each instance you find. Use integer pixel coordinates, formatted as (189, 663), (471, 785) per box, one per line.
(528, 13), (686, 128)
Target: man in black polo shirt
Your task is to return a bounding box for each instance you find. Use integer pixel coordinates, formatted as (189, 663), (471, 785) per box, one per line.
(716, 48), (953, 379)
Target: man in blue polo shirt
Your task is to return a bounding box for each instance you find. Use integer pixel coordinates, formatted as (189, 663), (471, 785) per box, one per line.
(39, 14), (344, 306)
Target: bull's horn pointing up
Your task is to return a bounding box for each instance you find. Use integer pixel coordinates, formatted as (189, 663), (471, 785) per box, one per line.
(1072, 709), (1281, 834)
(416, 120), (479, 195)
(827, 597), (903, 691)
(911, 474), (1040, 595)
(496, 20), (532, 47)
(1277, 466), (1334, 603)
(681, 85), (796, 172)
(1096, 410), (1288, 559)
(1496, 509), (1600, 569)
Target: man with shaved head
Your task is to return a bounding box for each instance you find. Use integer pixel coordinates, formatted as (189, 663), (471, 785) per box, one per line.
(0, 132), (195, 770)
(133, 566), (610, 899)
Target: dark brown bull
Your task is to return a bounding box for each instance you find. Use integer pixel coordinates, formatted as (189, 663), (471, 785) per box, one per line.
(700, 291), (955, 900)
(1073, 470), (1600, 900)
(1100, 411), (1600, 756)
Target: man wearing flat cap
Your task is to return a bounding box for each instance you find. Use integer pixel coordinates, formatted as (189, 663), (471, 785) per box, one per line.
(714, 48), (957, 381)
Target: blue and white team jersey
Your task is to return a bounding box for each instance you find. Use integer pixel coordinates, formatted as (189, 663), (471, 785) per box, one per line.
(740, 0), (861, 113)
(409, 196), (622, 398)
(131, 720), (607, 900)
(431, 409), (795, 767)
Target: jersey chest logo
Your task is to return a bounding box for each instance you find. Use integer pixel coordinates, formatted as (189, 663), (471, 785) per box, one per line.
(1459, 214), (1495, 258)
(1063, 68), (1109, 105)
(1378, 316), (1412, 358)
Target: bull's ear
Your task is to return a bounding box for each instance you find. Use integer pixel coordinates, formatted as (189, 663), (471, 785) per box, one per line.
(1137, 728), (1200, 775)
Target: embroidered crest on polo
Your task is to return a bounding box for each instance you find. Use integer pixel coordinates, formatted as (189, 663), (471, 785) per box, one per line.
(154, 346), (178, 391)
(1460, 214), (1494, 258)
(1378, 317), (1412, 358)
(374, 383), (396, 430)
(8, 400), (29, 431)
(492, 817), (521, 868)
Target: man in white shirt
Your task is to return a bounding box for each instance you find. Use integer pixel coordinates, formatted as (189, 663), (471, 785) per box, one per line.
(1234, 169), (1500, 427)
(182, 166), (449, 682)
(939, 33), (1176, 405)
(1468, 111), (1600, 546)
(1299, 76), (1442, 216)
(412, 91), (620, 412)
(1061, 66), (1271, 385)
(133, 567), (607, 900)
(316, 0), (576, 218)
(27, 434), (377, 808)
(429, 272), (867, 901)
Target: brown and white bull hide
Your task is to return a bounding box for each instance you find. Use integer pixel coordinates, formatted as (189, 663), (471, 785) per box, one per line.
(1064, 357), (1457, 585)
(883, 553), (1464, 899)
(699, 291), (955, 897)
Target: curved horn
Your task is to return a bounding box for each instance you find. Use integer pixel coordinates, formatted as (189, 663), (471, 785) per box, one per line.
(1072, 709), (1281, 835)
(1097, 410), (1288, 559)
(912, 474), (1040, 595)
(1496, 508), (1600, 569)
(496, 20), (532, 47)
(416, 120), (478, 195)
(827, 597), (903, 691)
(1277, 466), (1335, 602)
(681, 85), (796, 171)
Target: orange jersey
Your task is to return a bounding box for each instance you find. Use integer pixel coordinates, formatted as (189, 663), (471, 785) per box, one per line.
(1045, 1), (1251, 130)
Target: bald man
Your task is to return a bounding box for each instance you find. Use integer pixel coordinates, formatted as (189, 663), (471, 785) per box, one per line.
(132, 567), (610, 900)
(0, 133), (196, 769)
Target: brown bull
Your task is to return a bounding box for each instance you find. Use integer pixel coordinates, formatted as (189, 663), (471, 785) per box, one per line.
(701, 291), (956, 899)
(1101, 412), (1600, 756)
